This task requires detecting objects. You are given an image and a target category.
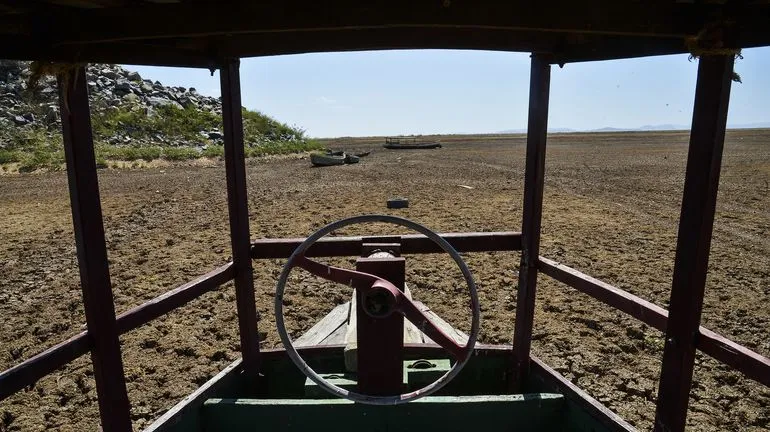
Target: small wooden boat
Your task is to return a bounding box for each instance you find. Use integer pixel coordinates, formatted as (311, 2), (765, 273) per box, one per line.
(4, 3), (769, 432)
(344, 154), (360, 164)
(311, 152), (346, 166)
(384, 136), (442, 150)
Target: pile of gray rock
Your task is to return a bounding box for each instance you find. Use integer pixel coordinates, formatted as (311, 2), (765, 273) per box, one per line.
(0, 60), (225, 148)
(87, 64), (221, 115)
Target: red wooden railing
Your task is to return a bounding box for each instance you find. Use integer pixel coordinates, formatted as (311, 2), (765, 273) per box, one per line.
(3, 236), (768, 403)
(0, 232), (520, 401)
(0, 263), (234, 400)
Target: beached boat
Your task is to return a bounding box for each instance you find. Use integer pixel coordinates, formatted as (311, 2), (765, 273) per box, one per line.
(4, 3), (768, 432)
(311, 152), (346, 166)
(384, 137), (442, 149)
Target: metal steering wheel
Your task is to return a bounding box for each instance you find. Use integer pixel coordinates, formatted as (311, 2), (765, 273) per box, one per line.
(275, 215), (480, 405)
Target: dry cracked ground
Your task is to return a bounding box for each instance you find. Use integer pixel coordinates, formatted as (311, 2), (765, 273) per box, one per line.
(1, 130), (768, 431)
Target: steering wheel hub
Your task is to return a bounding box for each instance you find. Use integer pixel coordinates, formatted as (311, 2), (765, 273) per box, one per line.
(362, 281), (399, 318)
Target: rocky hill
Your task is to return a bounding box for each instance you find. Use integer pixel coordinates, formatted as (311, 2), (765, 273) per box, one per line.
(0, 60), (319, 172)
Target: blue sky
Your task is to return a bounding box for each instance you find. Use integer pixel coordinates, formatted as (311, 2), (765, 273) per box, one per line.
(125, 47), (770, 138)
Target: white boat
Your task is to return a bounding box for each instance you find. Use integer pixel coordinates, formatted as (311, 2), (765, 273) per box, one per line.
(311, 152), (346, 166)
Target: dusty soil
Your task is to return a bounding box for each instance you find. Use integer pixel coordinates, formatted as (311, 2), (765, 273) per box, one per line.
(1, 130), (768, 431)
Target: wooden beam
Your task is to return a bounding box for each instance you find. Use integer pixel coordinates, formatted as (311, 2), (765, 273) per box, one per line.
(512, 54), (551, 390)
(530, 356), (635, 432)
(354, 257), (406, 395)
(2, 1), (770, 66)
(252, 231), (522, 259)
(1, 263), (236, 403)
(697, 327), (770, 388)
(538, 257), (668, 331)
(538, 256), (770, 388)
(0, 332), (90, 401)
(31, 1), (710, 44)
(0, 28), (693, 68)
(209, 27), (558, 60)
(59, 67), (131, 432)
(221, 58), (261, 374)
(144, 358), (244, 432)
(18, 0), (767, 48)
(49, 0), (124, 7)
(115, 263), (234, 333)
(654, 54), (735, 432)
(0, 0), (50, 14)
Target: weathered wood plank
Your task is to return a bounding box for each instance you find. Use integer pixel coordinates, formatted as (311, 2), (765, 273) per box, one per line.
(354, 257), (406, 394)
(295, 302), (350, 347)
(0, 331), (90, 401)
(538, 257), (668, 330)
(538, 256), (770, 388)
(202, 394), (566, 431)
(252, 231), (522, 259)
(655, 54), (735, 432)
(344, 290), (358, 370)
(221, 59), (260, 374)
(530, 356), (635, 432)
(402, 285), (425, 345)
(416, 301), (469, 346)
(319, 322), (348, 346)
(512, 54), (551, 391)
(116, 263), (234, 334)
(59, 66), (131, 432)
(145, 359), (244, 432)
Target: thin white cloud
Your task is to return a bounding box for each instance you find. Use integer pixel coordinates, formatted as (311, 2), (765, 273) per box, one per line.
(316, 96), (337, 105)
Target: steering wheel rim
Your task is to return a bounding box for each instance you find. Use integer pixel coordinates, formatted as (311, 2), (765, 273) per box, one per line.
(275, 214), (480, 405)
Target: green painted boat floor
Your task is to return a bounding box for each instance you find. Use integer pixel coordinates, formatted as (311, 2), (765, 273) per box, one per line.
(145, 349), (629, 432)
(202, 394), (566, 432)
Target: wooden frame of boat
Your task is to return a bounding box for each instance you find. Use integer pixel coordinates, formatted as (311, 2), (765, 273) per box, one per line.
(310, 152), (360, 166)
(384, 136), (442, 149)
(310, 152), (346, 166)
(1, 2), (769, 432)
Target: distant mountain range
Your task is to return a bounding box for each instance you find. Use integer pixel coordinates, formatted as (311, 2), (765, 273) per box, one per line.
(499, 122), (770, 134)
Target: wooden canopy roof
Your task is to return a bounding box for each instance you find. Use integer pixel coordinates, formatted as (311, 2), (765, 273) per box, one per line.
(1, 0), (769, 67)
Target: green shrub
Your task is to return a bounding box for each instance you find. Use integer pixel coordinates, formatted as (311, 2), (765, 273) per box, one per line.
(244, 139), (324, 158)
(92, 104), (220, 143)
(138, 147), (162, 161)
(3, 102), (315, 172)
(0, 150), (23, 164)
(6, 127), (59, 152)
(18, 147), (52, 173)
(242, 109), (305, 142)
(202, 145), (225, 158)
(96, 146), (163, 162)
(162, 147), (199, 161)
(90, 104), (306, 148)
(95, 157), (108, 169)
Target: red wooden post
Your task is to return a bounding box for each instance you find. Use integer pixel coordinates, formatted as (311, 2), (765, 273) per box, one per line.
(59, 67), (132, 432)
(654, 54), (735, 432)
(355, 256), (407, 395)
(512, 54), (551, 390)
(221, 59), (261, 373)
